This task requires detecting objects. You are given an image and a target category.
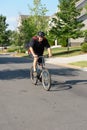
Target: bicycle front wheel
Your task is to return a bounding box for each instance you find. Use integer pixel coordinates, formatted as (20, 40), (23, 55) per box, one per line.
(41, 69), (51, 91)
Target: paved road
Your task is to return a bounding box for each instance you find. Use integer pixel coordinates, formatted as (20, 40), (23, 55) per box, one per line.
(0, 54), (87, 130)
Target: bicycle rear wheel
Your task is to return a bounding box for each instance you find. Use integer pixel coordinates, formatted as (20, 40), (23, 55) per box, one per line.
(30, 66), (38, 85)
(41, 69), (51, 91)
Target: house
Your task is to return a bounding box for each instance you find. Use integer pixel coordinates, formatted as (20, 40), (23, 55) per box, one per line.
(70, 0), (87, 46)
(17, 14), (50, 31)
(17, 15), (30, 31)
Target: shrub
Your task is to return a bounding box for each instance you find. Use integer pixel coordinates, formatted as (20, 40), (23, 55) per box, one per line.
(19, 48), (26, 53)
(81, 42), (87, 52)
(58, 37), (68, 47)
(7, 47), (18, 52)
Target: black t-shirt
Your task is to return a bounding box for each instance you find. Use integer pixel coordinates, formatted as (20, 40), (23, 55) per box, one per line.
(29, 36), (50, 56)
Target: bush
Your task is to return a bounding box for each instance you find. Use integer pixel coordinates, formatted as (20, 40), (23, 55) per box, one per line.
(58, 37), (68, 47)
(81, 42), (87, 52)
(7, 45), (26, 53)
(19, 48), (26, 53)
(7, 47), (18, 52)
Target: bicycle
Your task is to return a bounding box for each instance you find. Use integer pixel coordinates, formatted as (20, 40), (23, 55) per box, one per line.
(30, 56), (51, 91)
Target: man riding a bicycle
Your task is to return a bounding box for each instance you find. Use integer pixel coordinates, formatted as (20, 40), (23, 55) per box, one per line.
(29, 31), (52, 77)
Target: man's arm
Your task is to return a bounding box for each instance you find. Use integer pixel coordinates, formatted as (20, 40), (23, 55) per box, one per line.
(29, 47), (38, 58)
(47, 47), (52, 57)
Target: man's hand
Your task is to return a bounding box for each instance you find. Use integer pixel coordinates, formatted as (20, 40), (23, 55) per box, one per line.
(49, 54), (52, 58)
(29, 47), (38, 58)
(47, 48), (52, 58)
(33, 54), (38, 58)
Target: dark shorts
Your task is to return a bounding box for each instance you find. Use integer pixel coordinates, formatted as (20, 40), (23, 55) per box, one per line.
(29, 54), (44, 64)
(38, 57), (42, 64)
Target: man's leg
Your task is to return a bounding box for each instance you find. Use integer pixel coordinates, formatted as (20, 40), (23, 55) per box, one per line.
(33, 57), (38, 71)
(33, 57), (38, 77)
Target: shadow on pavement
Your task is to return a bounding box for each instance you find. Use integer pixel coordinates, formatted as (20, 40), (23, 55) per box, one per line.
(0, 56), (32, 64)
(0, 56), (32, 80)
(50, 79), (87, 91)
(49, 68), (87, 91)
(49, 68), (79, 77)
(51, 80), (72, 91)
(0, 69), (30, 80)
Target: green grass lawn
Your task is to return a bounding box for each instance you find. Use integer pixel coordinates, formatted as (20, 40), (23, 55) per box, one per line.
(69, 61), (87, 67)
(48, 46), (82, 57)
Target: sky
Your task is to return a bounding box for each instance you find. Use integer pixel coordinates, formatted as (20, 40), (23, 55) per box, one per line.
(0, 0), (59, 30)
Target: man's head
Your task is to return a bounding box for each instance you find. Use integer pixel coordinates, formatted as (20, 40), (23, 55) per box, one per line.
(37, 31), (45, 42)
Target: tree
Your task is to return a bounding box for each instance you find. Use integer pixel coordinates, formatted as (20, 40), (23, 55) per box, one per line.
(84, 2), (87, 42)
(29, 0), (48, 32)
(18, 16), (36, 45)
(9, 30), (19, 45)
(18, 0), (49, 48)
(0, 15), (9, 47)
(50, 0), (84, 49)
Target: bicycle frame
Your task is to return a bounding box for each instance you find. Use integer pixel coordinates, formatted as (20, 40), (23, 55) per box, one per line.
(30, 55), (51, 91)
(37, 56), (45, 68)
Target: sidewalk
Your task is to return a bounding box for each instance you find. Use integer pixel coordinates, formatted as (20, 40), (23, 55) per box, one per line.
(46, 54), (87, 71)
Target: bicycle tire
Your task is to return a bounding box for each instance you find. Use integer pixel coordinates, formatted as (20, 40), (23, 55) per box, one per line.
(30, 66), (38, 85)
(41, 69), (51, 91)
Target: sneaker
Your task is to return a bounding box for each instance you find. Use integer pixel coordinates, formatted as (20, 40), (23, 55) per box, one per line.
(33, 71), (37, 78)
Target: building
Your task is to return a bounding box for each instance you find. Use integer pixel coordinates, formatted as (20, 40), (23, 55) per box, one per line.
(70, 0), (87, 46)
(76, 0), (87, 31)
(17, 14), (50, 31)
(17, 15), (29, 30)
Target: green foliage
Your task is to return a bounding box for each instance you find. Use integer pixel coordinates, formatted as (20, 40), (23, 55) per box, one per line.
(9, 31), (19, 45)
(81, 43), (87, 52)
(7, 45), (26, 53)
(7, 46), (18, 52)
(29, 0), (48, 32)
(46, 32), (56, 46)
(17, 0), (49, 48)
(84, 30), (87, 42)
(58, 37), (68, 47)
(50, 0), (84, 46)
(0, 15), (10, 47)
(85, 2), (87, 11)
(19, 47), (26, 53)
(18, 16), (36, 45)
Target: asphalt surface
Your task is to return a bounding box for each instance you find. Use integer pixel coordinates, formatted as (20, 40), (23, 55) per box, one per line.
(0, 54), (87, 130)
